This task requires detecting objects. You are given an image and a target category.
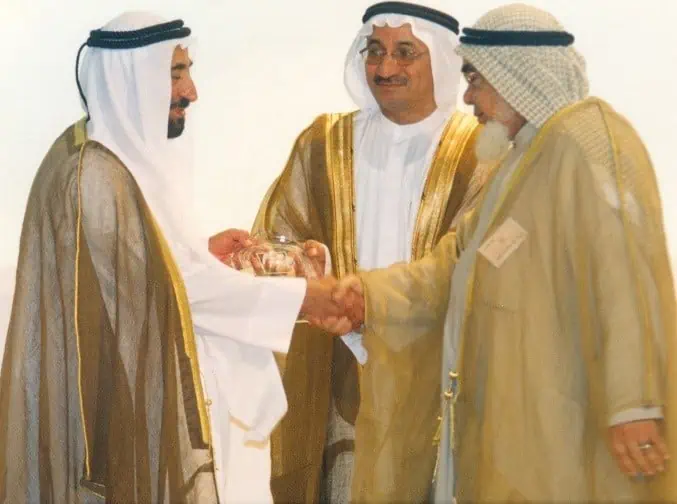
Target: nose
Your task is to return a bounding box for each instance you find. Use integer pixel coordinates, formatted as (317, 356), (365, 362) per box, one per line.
(184, 75), (198, 103)
(375, 54), (400, 78)
(463, 84), (474, 106)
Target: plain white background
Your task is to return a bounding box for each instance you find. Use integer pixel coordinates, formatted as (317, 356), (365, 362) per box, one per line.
(1, 0), (676, 336)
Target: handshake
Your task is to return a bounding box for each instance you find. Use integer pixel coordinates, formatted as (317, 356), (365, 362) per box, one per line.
(300, 275), (366, 335)
(209, 229), (366, 335)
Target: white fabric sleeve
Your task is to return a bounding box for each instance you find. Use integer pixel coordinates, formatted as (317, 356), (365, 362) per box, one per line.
(181, 249), (306, 354)
(317, 242), (367, 363)
(608, 407), (664, 426)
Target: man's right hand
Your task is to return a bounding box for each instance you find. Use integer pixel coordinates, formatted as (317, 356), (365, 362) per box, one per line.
(333, 274), (365, 328)
(301, 274), (366, 334)
(301, 277), (353, 334)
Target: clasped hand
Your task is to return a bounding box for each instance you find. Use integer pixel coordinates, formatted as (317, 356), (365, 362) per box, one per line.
(301, 275), (365, 334)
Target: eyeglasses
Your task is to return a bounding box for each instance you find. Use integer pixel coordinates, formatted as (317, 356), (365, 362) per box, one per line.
(463, 71), (487, 91)
(359, 45), (428, 66)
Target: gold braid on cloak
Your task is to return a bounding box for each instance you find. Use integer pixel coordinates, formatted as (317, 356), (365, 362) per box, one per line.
(0, 121), (217, 503)
(360, 98), (677, 501)
(253, 111), (480, 502)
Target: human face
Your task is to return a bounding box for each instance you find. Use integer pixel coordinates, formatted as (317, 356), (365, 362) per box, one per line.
(364, 24), (435, 123)
(461, 61), (525, 138)
(168, 46), (198, 139)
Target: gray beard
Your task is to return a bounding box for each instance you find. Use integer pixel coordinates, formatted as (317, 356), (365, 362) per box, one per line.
(475, 120), (512, 163)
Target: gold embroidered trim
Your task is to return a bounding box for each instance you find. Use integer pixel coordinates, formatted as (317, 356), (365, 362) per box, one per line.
(73, 117), (87, 148)
(325, 113), (356, 278)
(147, 213), (212, 446)
(411, 112), (479, 259)
(74, 141), (92, 479)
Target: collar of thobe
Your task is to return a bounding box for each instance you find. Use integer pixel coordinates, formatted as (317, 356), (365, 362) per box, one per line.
(372, 104), (450, 144)
(511, 122), (539, 153)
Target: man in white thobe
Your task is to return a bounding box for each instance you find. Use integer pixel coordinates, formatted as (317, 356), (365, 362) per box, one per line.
(251, 2), (488, 501)
(0, 11), (350, 504)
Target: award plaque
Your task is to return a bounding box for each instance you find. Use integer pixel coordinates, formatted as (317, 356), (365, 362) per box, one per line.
(223, 233), (320, 279)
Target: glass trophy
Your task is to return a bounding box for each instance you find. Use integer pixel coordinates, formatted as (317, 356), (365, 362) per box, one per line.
(223, 233), (320, 279)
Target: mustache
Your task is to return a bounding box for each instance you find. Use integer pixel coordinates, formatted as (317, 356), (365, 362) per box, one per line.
(373, 75), (408, 86)
(170, 97), (191, 110)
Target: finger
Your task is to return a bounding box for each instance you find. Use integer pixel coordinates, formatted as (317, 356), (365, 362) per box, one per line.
(650, 428), (670, 462)
(643, 444), (666, 474)
(330, 317), (352, 335)
(292, 254), (304, 277)
(646, 431), (668, 472)
(230, 229), (250, 240)
(302, 242), (325, 274)
(251, 255), (265, 275)
(323, 301), (342, 318)
(311, 315), (337, 332)
(334, 276), (362, 301)
(230, 253), (243, 270)
(349, 306), (365, 327)
(610, 432), (639, 476)
(627, 442), (653, 476)
(308, 257), (324, 278)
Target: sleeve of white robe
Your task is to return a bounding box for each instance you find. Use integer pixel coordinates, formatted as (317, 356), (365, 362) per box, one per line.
(180, 248), (306, 353)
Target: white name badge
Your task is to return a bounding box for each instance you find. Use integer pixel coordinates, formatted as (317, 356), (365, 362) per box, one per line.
(478, 217), (528, 268)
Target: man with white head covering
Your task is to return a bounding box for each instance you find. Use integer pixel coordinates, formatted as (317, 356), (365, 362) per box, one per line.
(336, 3), (677, 502)
(0, 11), (351, 504)
(251, 2), (486, 502)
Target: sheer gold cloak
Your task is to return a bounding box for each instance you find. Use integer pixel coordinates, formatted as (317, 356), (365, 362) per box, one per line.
(360, 97), (677, 501)
(253, 111), (480, 502)
(0, 121), (217, 503)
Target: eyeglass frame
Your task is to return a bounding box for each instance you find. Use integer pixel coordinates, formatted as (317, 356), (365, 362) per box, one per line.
(462, 69), (489, 92)
(359, 42), (429, 66)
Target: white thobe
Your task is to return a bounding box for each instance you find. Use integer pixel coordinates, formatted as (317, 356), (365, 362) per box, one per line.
(342, 106), (454, 361)
(180, 248), (306, 504)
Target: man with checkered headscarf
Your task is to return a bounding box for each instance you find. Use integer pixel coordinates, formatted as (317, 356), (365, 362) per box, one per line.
(337, 3), (676, 502)
(250, 2), (490, 502)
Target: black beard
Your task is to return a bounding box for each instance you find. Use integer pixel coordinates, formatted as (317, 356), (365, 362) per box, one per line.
(168, 117), (185, 139)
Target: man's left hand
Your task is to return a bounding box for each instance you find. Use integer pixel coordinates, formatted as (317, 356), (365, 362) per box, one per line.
(303, 239), (328, 277)
(209, 229), (254, 261)
(609, 419), (669, 478)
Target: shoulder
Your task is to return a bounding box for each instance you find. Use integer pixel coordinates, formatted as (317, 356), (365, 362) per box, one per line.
(439, 110), (481, 150)
(542, 97), (643, 160)
(28, 120), (90, 205)
(294, 111), (358, 146)
(78, 141), (139, 197)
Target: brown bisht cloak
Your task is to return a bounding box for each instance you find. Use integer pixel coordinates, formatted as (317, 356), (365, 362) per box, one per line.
(253, 111), (480, 502)
(0, 121), (218, 503)
(360, 98), (677, 502)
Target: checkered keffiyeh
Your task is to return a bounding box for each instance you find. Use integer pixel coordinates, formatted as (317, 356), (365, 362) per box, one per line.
(457, 3), (589, 127)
